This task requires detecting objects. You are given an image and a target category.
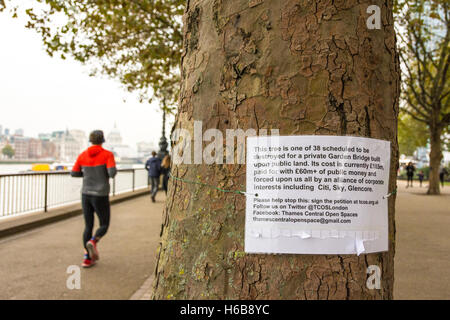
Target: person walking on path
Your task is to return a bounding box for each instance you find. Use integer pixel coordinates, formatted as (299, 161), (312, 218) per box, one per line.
(440, 166), (448, 188)
(406, 162), (416, 188)
(145, 151), (161, 202)
(418, 170), (425, 187)
(161, 154), (171, 195)
(71, 130), (117, 268)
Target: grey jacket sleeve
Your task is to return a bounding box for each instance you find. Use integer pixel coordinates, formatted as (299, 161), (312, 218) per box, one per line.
(108, 167), (117, 179)
(71, 171), (83, 177)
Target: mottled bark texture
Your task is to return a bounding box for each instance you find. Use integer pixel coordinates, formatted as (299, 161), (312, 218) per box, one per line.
(153, 0), (399, 300)
(428, 124), (443, 195)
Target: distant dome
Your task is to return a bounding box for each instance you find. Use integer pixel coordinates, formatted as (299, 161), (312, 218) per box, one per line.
(107, 124), (123, 145)
(110, 126), (120, 134)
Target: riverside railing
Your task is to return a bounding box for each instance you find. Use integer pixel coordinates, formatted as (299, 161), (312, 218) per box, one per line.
(0, 168), (149, 218)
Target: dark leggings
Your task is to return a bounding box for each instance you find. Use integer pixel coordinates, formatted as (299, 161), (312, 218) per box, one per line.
(407, 175), (414, 184)
(163, 174), (169, 194)
(82, 194), (110, 250)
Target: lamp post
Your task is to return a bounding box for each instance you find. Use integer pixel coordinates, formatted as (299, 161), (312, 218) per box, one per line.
(157, 106), (169, 160)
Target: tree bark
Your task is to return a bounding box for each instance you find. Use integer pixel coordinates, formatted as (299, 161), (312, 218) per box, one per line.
(153, 0), (400, 300)
(427, 124), (443, 195)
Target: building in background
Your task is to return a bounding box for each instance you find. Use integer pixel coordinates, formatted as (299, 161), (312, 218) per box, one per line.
(51, 130), (81, 162)
(136, 141), (157, 161)
(38, 133), (52, 141)
(69, 129), (88, 152)
(137, 141), (157, 154)
(41, 141), (57, 159)
(104, 124), (138, 161)
(12, 137), (29, 160)
(106, 123), (123, 146)
(0, 127), (88, 161)
(38, 133), (57, 159)
(28, 138), (43, 159)
(0, 125), (157, 163)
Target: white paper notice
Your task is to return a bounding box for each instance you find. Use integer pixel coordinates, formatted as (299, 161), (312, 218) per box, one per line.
(245, 135), (391, 255)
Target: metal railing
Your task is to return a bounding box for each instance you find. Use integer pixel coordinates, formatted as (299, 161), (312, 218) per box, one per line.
(0, 168), (149, 218)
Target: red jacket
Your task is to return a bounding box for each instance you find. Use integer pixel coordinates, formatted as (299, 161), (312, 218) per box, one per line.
(71, 145), (117, 196)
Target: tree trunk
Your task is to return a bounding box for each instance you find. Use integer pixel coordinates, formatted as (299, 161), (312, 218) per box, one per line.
(153, 0), (399, 300)
(427, 124), (443, 195)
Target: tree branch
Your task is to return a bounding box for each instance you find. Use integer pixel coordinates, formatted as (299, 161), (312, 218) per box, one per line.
(402, 108), (429, 124)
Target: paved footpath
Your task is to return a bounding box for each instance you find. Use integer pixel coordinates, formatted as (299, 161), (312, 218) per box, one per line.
(0, 194), (163, 300)
(133, 180), (450, 300)
(0, 181), (448, 299)
(394, 180), (450, 299)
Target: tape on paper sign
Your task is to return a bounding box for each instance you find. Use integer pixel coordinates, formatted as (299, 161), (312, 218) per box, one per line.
(244, 135), (390, 255)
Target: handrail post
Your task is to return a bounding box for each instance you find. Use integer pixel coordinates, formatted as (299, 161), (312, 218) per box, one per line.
(132, 169), (135, 192)
(44, 173), (48, 213)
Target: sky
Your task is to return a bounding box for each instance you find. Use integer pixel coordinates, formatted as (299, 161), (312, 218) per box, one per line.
(0, 13), (174, 148)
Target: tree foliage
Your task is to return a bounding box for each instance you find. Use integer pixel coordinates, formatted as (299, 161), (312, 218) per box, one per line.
(2, 144), (15, 159)
(398, 113), (428, 156)
(394, 0), (449, 130)
(1, 0), (185, 110)
(394, 0), (449, 193)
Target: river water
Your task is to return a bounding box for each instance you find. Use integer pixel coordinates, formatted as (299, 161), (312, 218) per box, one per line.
(0, 164), (32, 174)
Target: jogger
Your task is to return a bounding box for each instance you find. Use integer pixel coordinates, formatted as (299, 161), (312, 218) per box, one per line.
(71, 130), (117, 268)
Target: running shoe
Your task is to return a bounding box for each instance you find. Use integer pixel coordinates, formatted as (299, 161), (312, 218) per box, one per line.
(86, 239), (100, 261)
(82, 258), (96, 268)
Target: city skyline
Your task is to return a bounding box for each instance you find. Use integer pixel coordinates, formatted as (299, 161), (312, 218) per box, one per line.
(0, 12), (173, 149)
(0, 124), (158, 162)
(0, 123), (158, 149)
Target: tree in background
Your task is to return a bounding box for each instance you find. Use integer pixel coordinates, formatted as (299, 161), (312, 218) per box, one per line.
(398, 113), (428, 156)
(152, 0), (399, 299)
(0, 0), (184, 110)
(2, 145), (15, 159)
(394, 0), (449, 194)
